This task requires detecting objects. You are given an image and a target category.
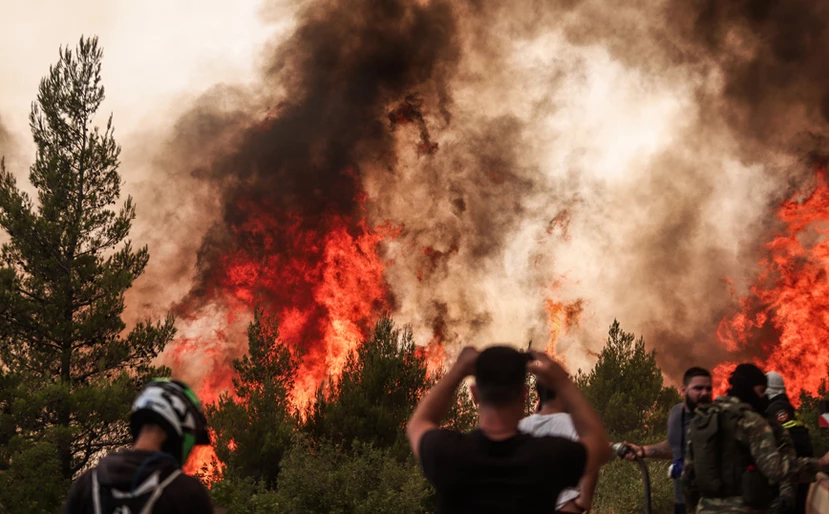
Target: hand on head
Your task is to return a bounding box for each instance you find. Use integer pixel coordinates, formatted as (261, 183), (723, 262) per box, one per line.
(452, 346), (480, 377)
(452, 346), (574, 398)
(526, 350), (570, 389)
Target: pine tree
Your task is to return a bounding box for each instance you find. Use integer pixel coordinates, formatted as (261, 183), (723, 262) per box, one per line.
(576, 319), (680, 440)
(207, 308), (299, 488)
(0, 36), (175, 487)
(303, 316), (433, 460)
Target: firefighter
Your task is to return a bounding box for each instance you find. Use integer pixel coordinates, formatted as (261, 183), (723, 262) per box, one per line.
(682, 364), (829, 513)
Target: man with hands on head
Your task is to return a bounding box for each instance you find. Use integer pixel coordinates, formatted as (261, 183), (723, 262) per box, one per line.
(407, 346), (611, 513)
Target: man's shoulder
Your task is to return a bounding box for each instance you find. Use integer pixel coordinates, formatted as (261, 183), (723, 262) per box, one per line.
(667, 403), (686, 426)
(767, 397), (793, 422)
(669, 403), (685, 417)
(172, 472), (208, 489)
(167, 473), (212, 511)
(423, 427), (466, 440)
(524, 433), (586, 459)
(60, 468), (96, 513)
(732, 406), (774, 442)
(420, 428), (467, 453)
(517, 414), (536, 431)
(518, 413), (576, 437)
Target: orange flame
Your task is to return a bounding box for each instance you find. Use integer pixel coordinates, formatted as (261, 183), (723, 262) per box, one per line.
(545, 297), (584, 359)
(197, 203), (391, 410)
(162, 168), (393, 477)
(182, 445), (224, 484)
(416, 340), (447, 377)
(716, 168), (829, 405)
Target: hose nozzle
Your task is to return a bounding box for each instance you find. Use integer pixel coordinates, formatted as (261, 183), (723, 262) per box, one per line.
(611, 442), (631, 459)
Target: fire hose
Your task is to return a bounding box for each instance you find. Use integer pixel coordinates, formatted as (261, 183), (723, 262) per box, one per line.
(611, 443), (652, 514)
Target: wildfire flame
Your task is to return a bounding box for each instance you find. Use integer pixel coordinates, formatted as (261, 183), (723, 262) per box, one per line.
(165, 166), (394, 478)
(545, 297), (584, 360)
(715, 168), (829, 405)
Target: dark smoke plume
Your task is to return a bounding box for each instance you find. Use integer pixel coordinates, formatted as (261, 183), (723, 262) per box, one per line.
(676, 0), (829, 151)
(147, 0), (829, 387)
(164, 0), (511, 372)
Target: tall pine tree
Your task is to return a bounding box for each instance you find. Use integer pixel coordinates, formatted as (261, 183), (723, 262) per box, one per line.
(0, 36), (175, 488)
(208, 308), (299, 488)
(575, 319), (680, 440)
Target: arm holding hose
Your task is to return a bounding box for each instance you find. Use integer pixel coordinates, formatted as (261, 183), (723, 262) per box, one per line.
(611, 443), (653, 514)
(624, 440), (672, 460)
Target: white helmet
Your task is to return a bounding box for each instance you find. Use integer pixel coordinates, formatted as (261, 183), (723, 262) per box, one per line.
(130, 379), (210, 465)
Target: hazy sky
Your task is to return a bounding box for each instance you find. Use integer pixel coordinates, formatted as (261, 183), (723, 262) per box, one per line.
(0, 0), (275, 159)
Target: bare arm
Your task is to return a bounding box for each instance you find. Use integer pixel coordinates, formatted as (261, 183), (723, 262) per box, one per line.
(623, 439), (672, 461)
(406, 347), (478, 461)
(574, 466), (601, 511)
(644, 440), (672, 459)
(528, 351), (612, 483)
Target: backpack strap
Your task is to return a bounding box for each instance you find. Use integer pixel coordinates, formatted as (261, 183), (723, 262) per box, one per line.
(92, 470), (102, 514)
(138, 469), (182, 514)
(91, 467), (182, 514)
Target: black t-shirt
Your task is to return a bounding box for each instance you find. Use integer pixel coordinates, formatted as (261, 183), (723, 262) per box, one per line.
(419, 428), (587, 513)
(60, 449), (213, 514)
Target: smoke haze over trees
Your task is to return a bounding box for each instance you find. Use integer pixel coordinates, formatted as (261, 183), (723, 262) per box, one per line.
(0, 37), (175, 513)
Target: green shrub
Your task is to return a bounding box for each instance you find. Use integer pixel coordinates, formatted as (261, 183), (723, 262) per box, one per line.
(210, 472), (282, 514)
(591, 459), (674, 514)
(274, 437), (432, 514)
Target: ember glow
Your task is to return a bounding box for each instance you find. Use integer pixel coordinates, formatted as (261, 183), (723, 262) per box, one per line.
(176, 184), (391, 408)
(545, 298), (584, 360)
(716, 169), (829, 404)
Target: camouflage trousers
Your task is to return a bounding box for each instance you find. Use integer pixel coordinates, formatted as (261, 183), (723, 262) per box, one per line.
(693, 497), (766, 514)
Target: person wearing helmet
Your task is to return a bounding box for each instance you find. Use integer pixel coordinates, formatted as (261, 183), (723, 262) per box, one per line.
(766, 371), (815, 514)
(60, 379), (213, 514)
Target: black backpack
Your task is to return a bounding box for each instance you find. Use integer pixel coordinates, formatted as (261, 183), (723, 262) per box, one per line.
(689, 401), (776, 509)
(91, 469), (181, 514)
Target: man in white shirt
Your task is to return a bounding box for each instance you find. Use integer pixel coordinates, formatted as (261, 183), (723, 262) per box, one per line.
(519, 382), (601, 513)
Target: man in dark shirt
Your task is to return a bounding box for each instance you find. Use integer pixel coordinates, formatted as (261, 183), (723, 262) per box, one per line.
(625, 366), (713, 514)
(407, 346), (610, 513)
(61, 379), (214, 514)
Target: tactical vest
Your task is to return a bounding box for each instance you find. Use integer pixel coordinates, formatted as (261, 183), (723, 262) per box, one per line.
(91, 469), (181, 514)
(689, 400), (776, 508)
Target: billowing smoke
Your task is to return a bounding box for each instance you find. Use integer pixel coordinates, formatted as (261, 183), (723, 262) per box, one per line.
(149, 0), (829, 394)
(0, 116), (11, 158)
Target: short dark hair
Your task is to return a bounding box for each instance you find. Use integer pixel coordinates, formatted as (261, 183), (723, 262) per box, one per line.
(535, 382), (557, 404)
(683, 366), (711, 386)
(474, 346), (529, 406)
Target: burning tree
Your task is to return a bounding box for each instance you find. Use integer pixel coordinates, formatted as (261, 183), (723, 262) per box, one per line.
(207, 308), (299, 487)
(303, 316), (432, 460)
(0, 35), (175, 497)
